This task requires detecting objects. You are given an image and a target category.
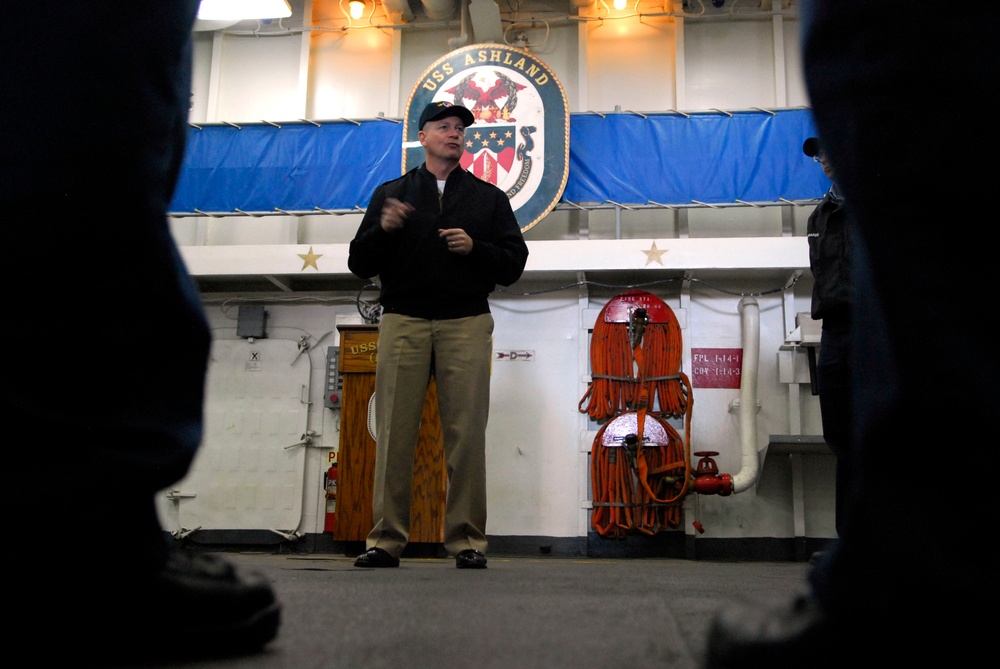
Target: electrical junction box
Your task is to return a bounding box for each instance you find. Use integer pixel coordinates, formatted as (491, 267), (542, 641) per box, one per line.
(795, 312), (822, 345)
(237, 305), (267, 339)
(324, 346), (343, 409)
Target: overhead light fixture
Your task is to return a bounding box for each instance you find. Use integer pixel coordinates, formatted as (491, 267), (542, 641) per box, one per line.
(613, 0), (627, 9)
(197, 0), (292, 21)
(349, 0), (366, 20)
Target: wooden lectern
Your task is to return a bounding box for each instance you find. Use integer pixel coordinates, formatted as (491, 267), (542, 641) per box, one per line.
(334, 324), (447, 543)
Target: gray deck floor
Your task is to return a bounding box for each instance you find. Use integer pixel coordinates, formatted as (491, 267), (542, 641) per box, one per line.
(152, 552), (812, 669)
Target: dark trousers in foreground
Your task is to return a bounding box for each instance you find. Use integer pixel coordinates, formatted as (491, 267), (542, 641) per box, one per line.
(802, 0), (1000, 636)
(1, 1), (207, 581)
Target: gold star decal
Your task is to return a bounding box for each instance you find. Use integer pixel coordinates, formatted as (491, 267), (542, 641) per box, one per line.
(643, 242), (666, 266)
(298, 246), (322, 271)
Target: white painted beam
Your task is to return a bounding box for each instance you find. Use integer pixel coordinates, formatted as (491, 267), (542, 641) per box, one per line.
(179, 237), (808, 277)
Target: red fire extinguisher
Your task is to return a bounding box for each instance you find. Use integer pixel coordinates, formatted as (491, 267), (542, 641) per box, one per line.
(324, 458), (338, 533)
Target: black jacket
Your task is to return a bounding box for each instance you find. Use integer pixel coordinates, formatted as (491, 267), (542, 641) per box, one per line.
(348, 164), (529, 320)
(807, 187), (852, 324)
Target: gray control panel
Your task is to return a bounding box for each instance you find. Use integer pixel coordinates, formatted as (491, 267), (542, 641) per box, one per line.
(324, 346), (343, 409)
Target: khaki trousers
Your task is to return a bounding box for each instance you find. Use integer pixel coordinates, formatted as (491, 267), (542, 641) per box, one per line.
(366, 313), (493, 558)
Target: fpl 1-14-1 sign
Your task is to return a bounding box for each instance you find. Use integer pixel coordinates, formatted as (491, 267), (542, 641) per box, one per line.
(691, 348), (743, 389)
(403, 44), (570, 233)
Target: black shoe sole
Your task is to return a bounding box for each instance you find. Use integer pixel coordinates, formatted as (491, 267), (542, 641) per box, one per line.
(354, 548), (400, 568)
(455, 549), (487, 569)
(354, 560), (399, 568)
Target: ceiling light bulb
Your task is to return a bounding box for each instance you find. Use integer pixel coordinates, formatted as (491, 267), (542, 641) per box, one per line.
(349, 0), (365, 20)
(613, 0), (627, 9)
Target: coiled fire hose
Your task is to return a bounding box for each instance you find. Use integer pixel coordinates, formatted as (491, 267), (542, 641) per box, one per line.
(582, 291), (693, 538)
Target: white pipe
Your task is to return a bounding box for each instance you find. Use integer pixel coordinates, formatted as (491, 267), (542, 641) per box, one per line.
(730, 296), (760, 493)
(448, 0), (469, 50)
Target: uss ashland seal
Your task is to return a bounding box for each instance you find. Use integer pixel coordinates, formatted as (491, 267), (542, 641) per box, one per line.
(403, 44), (570, 233)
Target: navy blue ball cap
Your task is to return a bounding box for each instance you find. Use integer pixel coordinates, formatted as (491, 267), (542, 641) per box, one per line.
(418, 101), (475, 129)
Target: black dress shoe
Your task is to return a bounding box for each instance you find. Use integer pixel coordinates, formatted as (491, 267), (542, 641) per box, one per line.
(455, 549), (487, 569)
(704, 592), (840, 669)
(354, 546), (400, 568)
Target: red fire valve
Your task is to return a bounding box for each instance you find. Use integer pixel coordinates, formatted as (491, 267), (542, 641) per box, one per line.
(693, 472), (733, 496)
(692, 451), (733, 496)
(694, 450), (720, 477)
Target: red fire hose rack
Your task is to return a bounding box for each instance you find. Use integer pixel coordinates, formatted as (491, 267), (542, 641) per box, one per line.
(579, 290), (693, 538)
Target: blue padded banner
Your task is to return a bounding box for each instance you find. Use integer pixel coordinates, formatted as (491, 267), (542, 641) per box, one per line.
(171, 120), (402, 214)
(566, 109), (826, 204)
(168, 108), (827, 215)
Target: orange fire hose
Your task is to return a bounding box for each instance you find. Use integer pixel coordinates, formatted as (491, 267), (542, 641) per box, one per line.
(589, 428), (636, 539)
(578, 296), (687, 421)
(589, 408), (690, 536)
(583, 290), (693, 538)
